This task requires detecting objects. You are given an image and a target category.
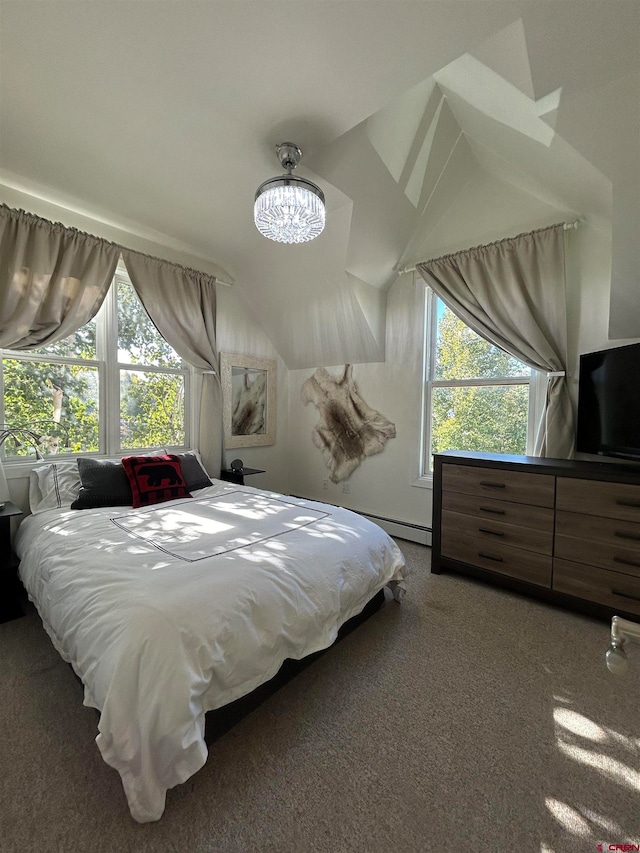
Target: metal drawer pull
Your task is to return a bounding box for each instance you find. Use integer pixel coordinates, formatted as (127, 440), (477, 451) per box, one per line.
(614, 530), (640, 542)
(478, 551), (504, 562)
(480, 481), (506, 489)
(613, 556), (640, 568)
(612, 588), (640, 603)
(478, 527), (504, 537)
(615, 499), (640, 508)
(479, 506), (506, 515)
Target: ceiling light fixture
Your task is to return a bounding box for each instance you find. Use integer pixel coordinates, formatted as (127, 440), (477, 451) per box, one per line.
(254, 142), (325, 243)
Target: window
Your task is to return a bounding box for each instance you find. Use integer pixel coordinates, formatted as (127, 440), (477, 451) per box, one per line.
(1, 267), (191, 459)
(422, 289), (540, 476)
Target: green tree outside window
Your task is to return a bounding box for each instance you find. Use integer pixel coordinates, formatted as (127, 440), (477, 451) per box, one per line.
(429, 300), (531, 461)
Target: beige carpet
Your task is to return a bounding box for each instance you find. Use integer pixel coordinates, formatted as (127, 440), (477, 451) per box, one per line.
(1, 540), (639, 853)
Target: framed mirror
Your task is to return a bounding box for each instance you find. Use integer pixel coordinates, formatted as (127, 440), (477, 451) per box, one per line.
(220, 353), (276, 448)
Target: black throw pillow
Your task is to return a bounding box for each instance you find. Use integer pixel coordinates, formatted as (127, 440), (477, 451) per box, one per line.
(71, 458), (133, 509)
(170, 451), (212, 491)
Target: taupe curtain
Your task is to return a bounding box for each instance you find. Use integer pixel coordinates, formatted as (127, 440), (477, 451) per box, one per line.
(417, 223), (574, 458)
(121, 250), (222, 475)
(0, 204), (120, 349)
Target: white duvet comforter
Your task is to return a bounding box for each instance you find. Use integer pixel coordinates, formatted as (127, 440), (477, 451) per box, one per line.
(15, 480), (406, 822)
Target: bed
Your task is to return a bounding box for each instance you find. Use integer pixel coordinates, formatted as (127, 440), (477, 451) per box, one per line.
(14, 455), (407, 823)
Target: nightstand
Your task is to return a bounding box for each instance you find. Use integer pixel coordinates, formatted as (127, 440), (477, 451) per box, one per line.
(220, 468), (265, 486)
(0, 501), (24, 623)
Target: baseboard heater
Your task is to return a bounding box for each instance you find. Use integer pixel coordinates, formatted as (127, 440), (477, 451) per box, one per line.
(358, 510), (432, 546)
(290, 495), (431, 546)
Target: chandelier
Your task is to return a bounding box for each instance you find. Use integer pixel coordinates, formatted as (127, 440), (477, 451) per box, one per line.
(254, 142), (325, 243)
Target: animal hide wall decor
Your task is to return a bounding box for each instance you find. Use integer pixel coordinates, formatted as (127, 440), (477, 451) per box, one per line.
(301, 364), (396, 483)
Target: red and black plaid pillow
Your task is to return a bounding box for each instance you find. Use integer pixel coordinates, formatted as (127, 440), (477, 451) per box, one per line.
(121, 454), (191, 508)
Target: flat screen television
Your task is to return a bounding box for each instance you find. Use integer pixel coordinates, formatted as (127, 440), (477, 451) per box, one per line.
(576, 342), (640, 460)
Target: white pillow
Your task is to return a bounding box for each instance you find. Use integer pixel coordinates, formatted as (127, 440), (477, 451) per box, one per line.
(29, 460), (82, 514)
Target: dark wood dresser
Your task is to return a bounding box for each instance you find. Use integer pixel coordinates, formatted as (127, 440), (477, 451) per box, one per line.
(432, 451), (640, 621)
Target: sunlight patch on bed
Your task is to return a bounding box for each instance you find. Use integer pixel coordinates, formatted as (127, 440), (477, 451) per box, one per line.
(203, 495), (296, 519)
(210, 501), (276, 521)
(284, 515), (327, 528)
(144, 508), (234, 537)
(109, 495), (330, 561)
(241, 548), (288, 567)
(303, 528), (348, 544)
(263, 539), (288, 551)
(48, 524), (75, 537)
(47, 516), (102, 537)
(299, 520), (363, 543)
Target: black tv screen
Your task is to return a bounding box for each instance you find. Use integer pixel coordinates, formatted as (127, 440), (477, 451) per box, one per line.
(577, 342), (640, 459)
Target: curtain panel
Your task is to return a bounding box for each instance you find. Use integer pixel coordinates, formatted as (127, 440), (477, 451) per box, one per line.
(0, 204), (120, 349)
(417, 223), (574, 458)
(121, 250), (222, 475)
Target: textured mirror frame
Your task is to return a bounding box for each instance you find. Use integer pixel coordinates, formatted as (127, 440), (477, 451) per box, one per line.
(220, 353), (276, 448)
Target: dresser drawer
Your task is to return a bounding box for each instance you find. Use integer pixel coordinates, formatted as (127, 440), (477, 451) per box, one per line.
(442, 510), (553, 555)
(556, 510), (640, 550)
(553, 558), (640, 616)
(442, 490), (554, 532)
(555, 511), (640, 577)
(441, 531), (552, 587)
(557, 477), (640, 522)
(442, 464), (554, 508)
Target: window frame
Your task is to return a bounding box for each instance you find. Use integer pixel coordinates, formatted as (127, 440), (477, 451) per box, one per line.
(1, 265), (195, 466)
(419, 286), (544, 482)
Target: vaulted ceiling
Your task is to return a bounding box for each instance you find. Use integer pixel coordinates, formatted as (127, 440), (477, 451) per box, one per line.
(1, 2), (638, 367)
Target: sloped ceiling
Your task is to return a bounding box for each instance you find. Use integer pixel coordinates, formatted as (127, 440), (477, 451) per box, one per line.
(0, 1), (638, 366)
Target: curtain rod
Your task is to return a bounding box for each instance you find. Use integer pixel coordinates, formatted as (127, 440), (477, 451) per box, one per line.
(0, 203), (233, 286)
(396, 220), (580, 276)
(120, 243), (233, 286)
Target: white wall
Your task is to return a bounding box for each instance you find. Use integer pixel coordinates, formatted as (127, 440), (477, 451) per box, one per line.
(215, 284), (289, 495)
(287, 273), (429, 528)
